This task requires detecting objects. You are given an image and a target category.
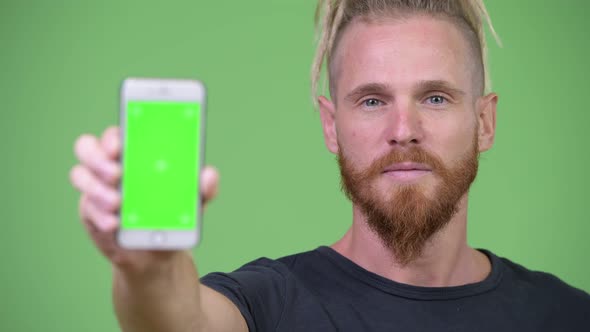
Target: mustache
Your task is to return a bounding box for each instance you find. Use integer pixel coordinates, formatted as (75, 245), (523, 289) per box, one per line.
(365, 146), (446, 178)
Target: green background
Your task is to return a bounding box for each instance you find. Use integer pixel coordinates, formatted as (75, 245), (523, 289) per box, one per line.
(1, 1), (588, 331)
(122, 101), (200, 230)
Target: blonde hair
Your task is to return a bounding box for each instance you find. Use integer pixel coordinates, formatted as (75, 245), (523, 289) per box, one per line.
(311, 0), (501, 106)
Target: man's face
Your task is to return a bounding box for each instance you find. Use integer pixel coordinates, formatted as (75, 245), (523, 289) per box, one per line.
(319, 15), (497, 264)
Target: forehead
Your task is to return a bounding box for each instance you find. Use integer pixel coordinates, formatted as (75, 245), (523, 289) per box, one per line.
(331, 15), (475, 97)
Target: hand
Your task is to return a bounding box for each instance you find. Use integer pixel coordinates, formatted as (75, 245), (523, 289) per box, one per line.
(69, 126), (219, 273)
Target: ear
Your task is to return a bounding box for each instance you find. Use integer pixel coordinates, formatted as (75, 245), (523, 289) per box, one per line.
(318, 96), (339, 154)
(476, 93), (498, 153)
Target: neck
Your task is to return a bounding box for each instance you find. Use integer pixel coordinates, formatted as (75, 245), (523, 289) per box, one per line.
(331, 194), (491, 287)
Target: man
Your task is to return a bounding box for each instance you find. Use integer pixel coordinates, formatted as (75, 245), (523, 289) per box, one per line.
(70, 0), (590, 331)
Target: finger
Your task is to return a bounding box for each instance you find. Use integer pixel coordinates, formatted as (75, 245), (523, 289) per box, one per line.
(71, 165), (120, 213)
(79, 195), (122, 264)
(79, 195), (99, 235)
(79, 194), (119, 232)
(201, 166), (219, 204)
(74, 134), (120, 184)
(100, 126), (121, 160)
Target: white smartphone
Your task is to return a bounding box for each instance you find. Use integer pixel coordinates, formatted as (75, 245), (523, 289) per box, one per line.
(117, 78), (206, 250)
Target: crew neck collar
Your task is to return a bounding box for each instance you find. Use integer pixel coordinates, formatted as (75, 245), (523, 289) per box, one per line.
(316, 246), (504, 301)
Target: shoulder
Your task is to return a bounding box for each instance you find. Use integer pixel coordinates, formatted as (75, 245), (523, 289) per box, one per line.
(493, 252), (590, 319)
(201, 247), (323, 288)
(276, 247), (325, 268)
(200, 256), (291, 297)
(199, 248), (325, 331)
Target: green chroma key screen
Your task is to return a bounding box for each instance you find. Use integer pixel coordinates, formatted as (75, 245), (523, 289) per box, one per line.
(121, 101), (201, 230)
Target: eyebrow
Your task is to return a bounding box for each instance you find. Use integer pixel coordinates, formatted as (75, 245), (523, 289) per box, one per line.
(415, 80), (467, 97)
(343, 80), (467, 103)
(344, 82), (392, 103)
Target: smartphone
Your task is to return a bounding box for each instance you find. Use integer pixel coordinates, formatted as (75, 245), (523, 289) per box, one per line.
(117, 78), (206, 250)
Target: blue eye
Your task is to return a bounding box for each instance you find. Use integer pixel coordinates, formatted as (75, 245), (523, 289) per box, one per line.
(427, 95), (446, 105)
(363, 98), (382, 107)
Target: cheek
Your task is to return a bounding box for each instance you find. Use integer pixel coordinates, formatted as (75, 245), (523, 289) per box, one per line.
(336, 117), (385, 166)
(432, 117), (478, 161)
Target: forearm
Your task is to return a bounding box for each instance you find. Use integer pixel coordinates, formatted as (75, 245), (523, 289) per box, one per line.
(112, 251), (206, 332)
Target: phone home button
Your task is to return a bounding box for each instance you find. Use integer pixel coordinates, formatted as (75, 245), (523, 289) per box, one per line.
(151, 231), (165, 244)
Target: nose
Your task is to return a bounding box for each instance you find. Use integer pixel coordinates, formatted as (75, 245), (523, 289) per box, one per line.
(385, 100), (424, 147)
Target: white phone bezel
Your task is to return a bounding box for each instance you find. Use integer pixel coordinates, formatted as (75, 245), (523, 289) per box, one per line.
(117, 77), (206, 250)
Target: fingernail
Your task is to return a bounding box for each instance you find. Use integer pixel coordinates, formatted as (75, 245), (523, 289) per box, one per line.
(108, 138), (120, 155)
(102, 163), (120, 179)
(100, 216), (117, 231)
(105, 192), (120, 210)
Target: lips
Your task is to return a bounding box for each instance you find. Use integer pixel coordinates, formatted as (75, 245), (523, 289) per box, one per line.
(381, 162), (432, 181)
(382, 162), (432, 173)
